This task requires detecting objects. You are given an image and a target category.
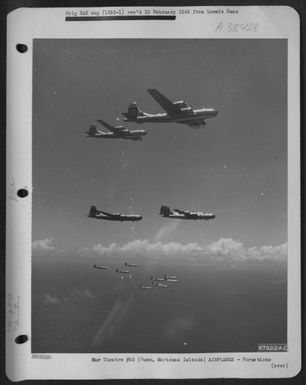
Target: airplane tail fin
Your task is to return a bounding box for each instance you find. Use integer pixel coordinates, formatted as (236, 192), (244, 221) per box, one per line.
(89, 205), (97, 218)
(87, 124), (98, 137)
(122, 102), (144, 120)
(160, 205), (172, 217)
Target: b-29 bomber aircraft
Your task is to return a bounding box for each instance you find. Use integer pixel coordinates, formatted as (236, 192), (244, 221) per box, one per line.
(122, 88), (218, 128)
(160, 205), (216, 220)
(93, 264), (109, 270)
(86, 120), (147, 140)
(88, 205), (142, 222)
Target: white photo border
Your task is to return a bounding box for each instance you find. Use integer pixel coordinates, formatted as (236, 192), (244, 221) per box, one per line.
(6, 6), (300, 380)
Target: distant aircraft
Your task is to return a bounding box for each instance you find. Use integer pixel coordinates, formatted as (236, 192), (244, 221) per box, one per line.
(151, 276), (165, 282)
(116, 268), (130, 274)
(140, 285), (153, 290)
(160, 205), (215, 220)
(93, 264), (109, 270)
(88, 205), (142, 222)
(85, 120), (147, 140)
(125, 262), (138, 267)
(164, 274), (177, 280)
(152, 282), (168, 288)
(122, 88), (218, 128)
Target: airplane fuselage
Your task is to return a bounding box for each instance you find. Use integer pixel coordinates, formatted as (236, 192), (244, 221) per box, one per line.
(163, 214), (216, 221)
(125, 263), (138, 267)
(123, 108), (217, 126)
(93, 265), (109, 270)
(151, 277), (165, 282)
(93, 214), (142, 222)
(86, 131), (146, 140)
(163, 213), (215, 220)
(88, 206), (142, 222)
(164, 275), (177, 279)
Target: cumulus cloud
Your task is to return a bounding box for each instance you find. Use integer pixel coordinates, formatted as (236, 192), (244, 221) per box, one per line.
(79, 238), (287, 262)
(202, 238), (287, 261)
(32, 238), (55, 256)
(205, 238), (246, 259)
(89, 239), (200, 258)
(247, 243), (287, 261)
(32, 238), (66, 257)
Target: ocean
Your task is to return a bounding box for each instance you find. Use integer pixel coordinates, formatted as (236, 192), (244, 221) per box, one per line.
(32, 255), (287, 353)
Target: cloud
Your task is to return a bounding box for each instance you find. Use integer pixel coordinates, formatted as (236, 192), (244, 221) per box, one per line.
(43, 289), (94, 306)
(32, 238), (55, 256)
(32, 238), (66, 257)
(203, 238), (287, 261)
(44, 294), (61, 305)
(87, 239), (200, 258)
(205, 238), (246, 260)
(247, 243), (287, 261)
(79, 238), (287, 262)
(74, 289), (94, 300)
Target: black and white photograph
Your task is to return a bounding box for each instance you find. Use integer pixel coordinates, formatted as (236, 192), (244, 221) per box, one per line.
(6, 6), (300, 380)
(31, 37), (289, 355)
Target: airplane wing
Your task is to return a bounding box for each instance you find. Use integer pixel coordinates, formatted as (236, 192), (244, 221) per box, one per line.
(97, 120), (123, 133)
(99, 210), (115, 217)
(173, 208), (189, 215)
(147, 88), (182, 116)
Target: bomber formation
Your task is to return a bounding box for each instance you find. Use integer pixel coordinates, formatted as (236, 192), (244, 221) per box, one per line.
(86, 88), (218, 141)
(87, 88), (218, 221)
(88, 205), (215, 222)
(93, 262), (179, 290)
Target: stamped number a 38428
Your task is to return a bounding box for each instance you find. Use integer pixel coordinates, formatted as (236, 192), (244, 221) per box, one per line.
(215, 22), (259, 33)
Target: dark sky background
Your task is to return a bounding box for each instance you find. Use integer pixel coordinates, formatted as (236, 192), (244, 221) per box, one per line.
(32, 39), (287, 254)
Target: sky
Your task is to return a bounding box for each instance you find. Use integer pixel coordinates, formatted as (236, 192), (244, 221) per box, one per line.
(32, 38), (287, 257)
